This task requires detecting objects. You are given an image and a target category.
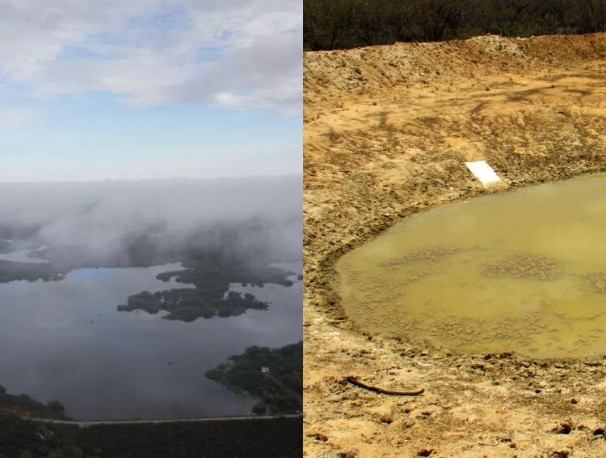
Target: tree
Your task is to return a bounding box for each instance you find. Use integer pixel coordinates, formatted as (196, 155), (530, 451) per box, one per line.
(252, 403), (267, 415)
(47, 400), (65, 414)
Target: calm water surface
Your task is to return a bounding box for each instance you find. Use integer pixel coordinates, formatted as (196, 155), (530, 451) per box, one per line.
(0, 261), (302, 420)
(337, 174), (606, 358)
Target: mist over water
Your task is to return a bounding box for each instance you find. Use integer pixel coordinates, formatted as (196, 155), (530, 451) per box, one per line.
(0, 175), (302, 267)
(0, 176), (303, 419)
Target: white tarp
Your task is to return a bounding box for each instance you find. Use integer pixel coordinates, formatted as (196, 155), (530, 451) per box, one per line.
(464, 160), (502, 187)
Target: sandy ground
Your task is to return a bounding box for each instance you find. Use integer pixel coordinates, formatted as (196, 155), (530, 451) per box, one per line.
(303, 33), (606, 458)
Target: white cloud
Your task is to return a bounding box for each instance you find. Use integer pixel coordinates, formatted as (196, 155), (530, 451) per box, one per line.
(0, 0), (301, 113)
(0, 107), (41, 126)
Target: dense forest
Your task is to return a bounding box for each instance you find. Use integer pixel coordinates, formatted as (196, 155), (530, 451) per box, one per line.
(0, 415), (303, 458)
(0, 385), (66, 420)
(0, 383), (302, 458)
(206, 342), (303, 415)
(0, 260), (64, 283)
(304, 0), (606, 50)
(118, 250), (298, 321)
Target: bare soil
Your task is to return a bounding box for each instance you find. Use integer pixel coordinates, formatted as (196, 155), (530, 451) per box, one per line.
(304, 33), (606, 458)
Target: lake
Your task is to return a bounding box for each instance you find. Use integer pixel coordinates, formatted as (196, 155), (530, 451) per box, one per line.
(0, 259), (302, 420)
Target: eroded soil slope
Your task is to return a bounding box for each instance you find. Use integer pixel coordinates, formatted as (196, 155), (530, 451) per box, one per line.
(304, 34), (606, 458)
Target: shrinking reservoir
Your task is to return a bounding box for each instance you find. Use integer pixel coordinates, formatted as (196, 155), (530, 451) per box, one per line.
(337, 174), (606, 359)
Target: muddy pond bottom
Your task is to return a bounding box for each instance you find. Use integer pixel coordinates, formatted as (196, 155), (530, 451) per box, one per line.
(337, 174), (606, 359)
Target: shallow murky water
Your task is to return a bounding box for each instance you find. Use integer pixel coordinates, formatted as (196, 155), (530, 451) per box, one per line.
(337, 174), (606, 358)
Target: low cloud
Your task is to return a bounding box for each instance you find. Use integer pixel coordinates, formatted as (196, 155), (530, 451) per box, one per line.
(0, 176), (303, 267)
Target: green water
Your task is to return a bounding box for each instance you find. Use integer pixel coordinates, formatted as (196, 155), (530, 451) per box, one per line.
(336, 174), (606, 358)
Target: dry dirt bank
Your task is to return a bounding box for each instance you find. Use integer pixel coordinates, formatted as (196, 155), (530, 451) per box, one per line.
(304, 33), (606, 458)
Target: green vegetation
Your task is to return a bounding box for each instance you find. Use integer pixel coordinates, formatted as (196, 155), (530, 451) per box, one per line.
(0, 415), (303, 458)
(0, 384), (302, 457)
(0, 415), (99, 458)
(155, 251), (295, 288)
(118, 289), (268, 321)
(0, 385), (67, 420)
(305, 0), (606, 50)
(118, 251), (297, 322)
(0, 261), (64, 283)
(206, 342), (303, 415)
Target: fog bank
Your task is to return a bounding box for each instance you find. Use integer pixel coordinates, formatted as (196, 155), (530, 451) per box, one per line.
(0, 175), (302, 268)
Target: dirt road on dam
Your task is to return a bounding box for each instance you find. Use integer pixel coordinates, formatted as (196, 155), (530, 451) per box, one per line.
(30, 413), (302, 428)
(304, 33), (606, 457)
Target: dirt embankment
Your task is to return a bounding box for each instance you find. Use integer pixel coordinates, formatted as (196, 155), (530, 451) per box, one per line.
(304, 34), (606, 458)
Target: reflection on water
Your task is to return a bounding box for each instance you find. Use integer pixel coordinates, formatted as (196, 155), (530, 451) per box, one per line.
(337, 175), (606, 358)
(0, 261), (302, 420)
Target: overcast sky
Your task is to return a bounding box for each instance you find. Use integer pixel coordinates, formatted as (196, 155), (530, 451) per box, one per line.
(0, 0), (302, 182)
